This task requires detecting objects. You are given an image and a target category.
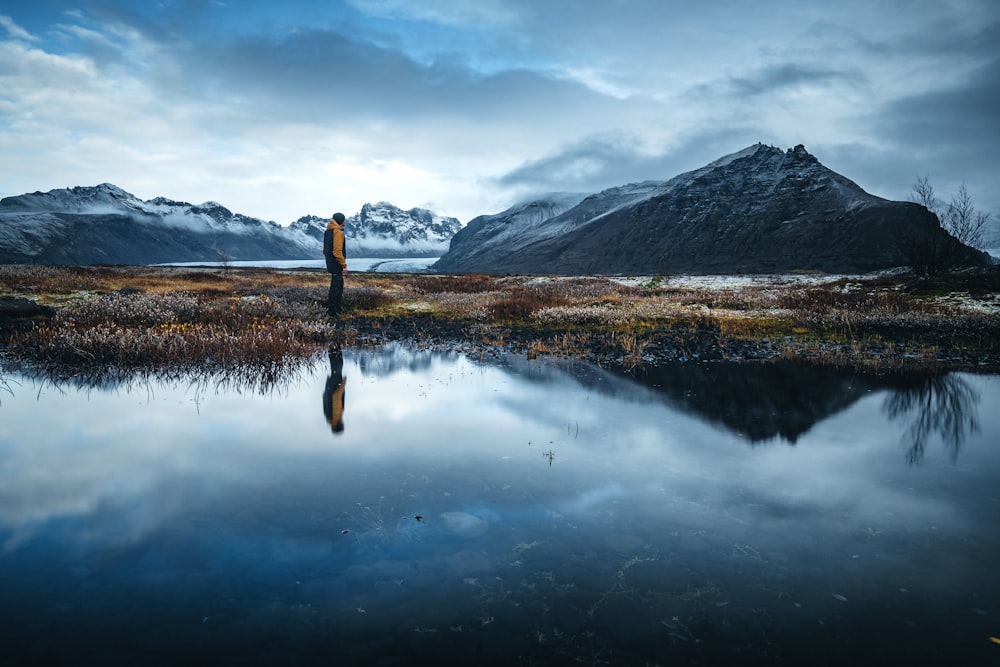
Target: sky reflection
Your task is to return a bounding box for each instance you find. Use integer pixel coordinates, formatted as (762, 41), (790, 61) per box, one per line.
(1, 349), (998, 665)
(2, 350), (997, 553)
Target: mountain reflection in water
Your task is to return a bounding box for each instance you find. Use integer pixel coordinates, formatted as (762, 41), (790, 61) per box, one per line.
(625, 360), (981, 462)
(1, 347), (998, 666)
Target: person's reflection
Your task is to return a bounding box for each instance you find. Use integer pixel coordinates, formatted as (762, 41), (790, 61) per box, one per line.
(323, 345), (347, 435)
(883, 373), (980, 464)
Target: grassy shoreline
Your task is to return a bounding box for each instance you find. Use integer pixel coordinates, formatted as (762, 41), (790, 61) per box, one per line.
(2, 264), (999, 374)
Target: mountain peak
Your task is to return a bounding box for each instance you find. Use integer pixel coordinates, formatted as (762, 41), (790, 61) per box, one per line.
(68, 183), (136, 204)
(93, 182), (130, 195)
(700, 142), (818, 172)
(435, 144), (989, 275)
(786, 143), (818, 163)
(706, 142), (780, 167)
(0, 182), (142, 214)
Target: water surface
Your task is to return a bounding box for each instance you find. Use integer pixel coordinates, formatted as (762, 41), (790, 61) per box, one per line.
(160, 257), (439, 272)
(2, 348), (998, 665)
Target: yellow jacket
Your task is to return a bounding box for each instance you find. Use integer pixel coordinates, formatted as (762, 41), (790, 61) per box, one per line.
(323, 220), (347, 273)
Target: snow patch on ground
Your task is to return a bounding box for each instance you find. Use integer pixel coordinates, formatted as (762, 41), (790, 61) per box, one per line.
(933, 292), (1000, 314)
(611, 273), (869, 289)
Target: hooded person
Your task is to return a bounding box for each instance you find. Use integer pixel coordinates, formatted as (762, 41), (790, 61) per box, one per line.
(323, 212), (348, 317)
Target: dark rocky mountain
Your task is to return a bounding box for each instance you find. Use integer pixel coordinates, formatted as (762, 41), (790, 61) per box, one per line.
(0, 184), (460, 265)
(434, 144), (991, 275)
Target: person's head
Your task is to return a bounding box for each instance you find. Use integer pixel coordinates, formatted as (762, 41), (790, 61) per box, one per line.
(332, 212), (346, 225)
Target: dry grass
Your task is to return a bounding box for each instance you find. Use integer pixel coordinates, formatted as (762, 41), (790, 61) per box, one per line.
(17, 291), (326, 368)
(2, 264), (999, 372)
(0, 264), (329, 298)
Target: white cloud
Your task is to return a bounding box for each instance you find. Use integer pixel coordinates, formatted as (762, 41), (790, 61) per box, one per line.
(346, 0), (520, 27)
(0, 15), (37, 42)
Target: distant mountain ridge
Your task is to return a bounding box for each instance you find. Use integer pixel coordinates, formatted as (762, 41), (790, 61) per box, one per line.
(3, 145), (992, 272)
(434, 144), (991, 275)
(0, 184), (461, 265)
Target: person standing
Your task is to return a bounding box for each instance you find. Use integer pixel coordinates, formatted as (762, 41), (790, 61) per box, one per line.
(323, 212), (348, 318)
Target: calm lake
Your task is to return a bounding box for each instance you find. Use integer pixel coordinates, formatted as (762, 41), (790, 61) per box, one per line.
(1, 347), (998, 666)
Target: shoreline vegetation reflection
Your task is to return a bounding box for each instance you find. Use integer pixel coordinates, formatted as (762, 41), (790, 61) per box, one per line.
(2, 346), (984, 465)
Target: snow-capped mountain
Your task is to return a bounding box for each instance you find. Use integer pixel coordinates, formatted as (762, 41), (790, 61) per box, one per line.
(434, 144), (990, 275)
(0, 184), (460, 265)
(422, 192), (587, 270)
(288, 202), (461, 258)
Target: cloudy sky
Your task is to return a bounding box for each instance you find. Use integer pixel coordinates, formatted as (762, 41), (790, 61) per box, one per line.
(1, 0), (997, 226)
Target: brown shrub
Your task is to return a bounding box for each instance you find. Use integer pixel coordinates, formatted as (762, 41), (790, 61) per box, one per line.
(402, 274), (497, 294)
(491, 293), (544, 320)
(775, 287), (918, 313)
(345, 286), (395, 311)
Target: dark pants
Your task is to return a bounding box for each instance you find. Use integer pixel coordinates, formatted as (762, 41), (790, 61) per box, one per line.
(327, 272), (344, 316)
